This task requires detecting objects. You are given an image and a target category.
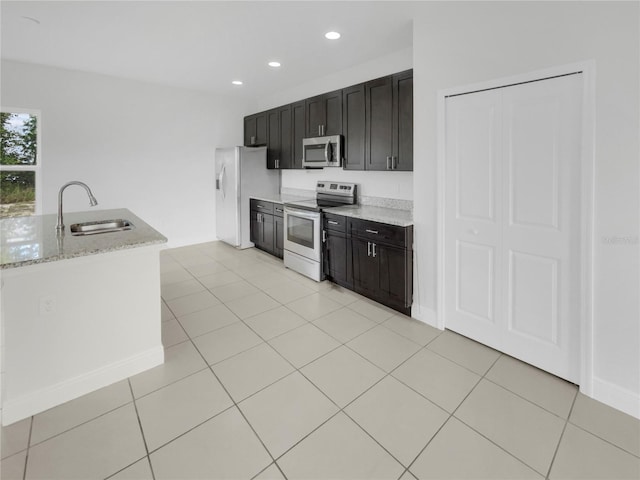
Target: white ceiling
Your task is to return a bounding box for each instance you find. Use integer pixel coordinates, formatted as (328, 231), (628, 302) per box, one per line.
(1, 1), (416, 99)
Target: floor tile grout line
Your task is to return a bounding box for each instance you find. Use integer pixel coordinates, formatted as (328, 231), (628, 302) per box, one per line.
(545, 389), (580, 479)
(126, 378), (156, 480)
(21, 415), (33, 480)
(235, 301), (414, 472)
(160, 244), (626, 478)
(24, 399), (136, 450)
(442, 353), (556, 477)
(565, 416), (640, 460)
(185, 334), (283, 477)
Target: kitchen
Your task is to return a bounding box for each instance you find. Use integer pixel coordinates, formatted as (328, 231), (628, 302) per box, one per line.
(1, 1), (639, 479)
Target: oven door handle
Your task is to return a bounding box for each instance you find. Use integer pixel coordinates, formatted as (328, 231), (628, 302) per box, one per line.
(284, 208), (320, 220)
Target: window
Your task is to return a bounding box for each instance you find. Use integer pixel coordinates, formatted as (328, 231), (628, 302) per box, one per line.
(0, 109), (41, 218)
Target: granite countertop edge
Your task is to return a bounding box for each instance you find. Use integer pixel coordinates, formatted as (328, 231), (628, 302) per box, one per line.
(1, 208), (167, 270)
(325, 205), (413, 227)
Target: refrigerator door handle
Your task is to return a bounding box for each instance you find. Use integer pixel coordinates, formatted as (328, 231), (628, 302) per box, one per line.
(218, 165), (226, 200)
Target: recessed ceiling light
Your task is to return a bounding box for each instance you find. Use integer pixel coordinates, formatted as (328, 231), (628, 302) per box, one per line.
(232, 80), (243, 86)
(268, 61), (281, 68)
(325, 31), (341, 40)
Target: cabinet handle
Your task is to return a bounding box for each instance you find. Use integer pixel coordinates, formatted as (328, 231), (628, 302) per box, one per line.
(276, 159), (280, 168)
(392, 156), (397, 169)
(386, 156), (391, 170)
(257, 204), (265, 209)
(322, 230), (327, 243)
(318, 125), (322, 136)
(328, 220), (339, 225)
(251, 136), (256, 145)
(372, 243), (377, 258)
(275, 208), (283, 213)
(365, 229), (378, 235)
(367, 241), (372, 257)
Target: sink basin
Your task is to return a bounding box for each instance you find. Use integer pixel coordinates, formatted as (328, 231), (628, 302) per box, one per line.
(70, 219), (134, 236)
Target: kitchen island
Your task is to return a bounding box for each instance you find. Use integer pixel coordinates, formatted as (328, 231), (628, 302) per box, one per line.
(0, 209), (167, 425)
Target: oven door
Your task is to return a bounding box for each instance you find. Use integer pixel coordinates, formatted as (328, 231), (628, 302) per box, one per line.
(283, 207), (321, 262)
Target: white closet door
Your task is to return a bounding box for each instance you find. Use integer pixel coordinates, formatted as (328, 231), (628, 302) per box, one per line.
(445, 74), (582, 382)
(445, 89), (503, 348)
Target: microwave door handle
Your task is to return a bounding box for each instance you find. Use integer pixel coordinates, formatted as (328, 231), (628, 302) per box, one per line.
(324, 140), (332, 163)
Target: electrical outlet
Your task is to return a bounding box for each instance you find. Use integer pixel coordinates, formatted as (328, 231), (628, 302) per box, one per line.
(39, 295), (56, 315)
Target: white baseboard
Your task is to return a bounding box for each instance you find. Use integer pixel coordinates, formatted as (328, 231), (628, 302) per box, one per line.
(2, 346), (164, 426)
(411, 304), (440, 329)
(590, 376), (640, 420)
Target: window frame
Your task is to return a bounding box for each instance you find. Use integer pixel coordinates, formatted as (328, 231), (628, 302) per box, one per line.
(0, 107), (42, 216)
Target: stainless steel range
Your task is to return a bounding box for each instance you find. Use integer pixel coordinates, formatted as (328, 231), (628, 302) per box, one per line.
(283, 181), (357, 281)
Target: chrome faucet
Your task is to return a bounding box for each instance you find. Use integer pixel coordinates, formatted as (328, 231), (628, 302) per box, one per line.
(56, 181), (98, 233)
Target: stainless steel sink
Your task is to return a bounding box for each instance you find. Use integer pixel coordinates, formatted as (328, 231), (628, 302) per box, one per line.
(70, 219), (134, 236)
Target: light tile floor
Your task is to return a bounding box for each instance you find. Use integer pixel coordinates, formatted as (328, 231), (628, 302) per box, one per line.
(2, 241), (639, 479)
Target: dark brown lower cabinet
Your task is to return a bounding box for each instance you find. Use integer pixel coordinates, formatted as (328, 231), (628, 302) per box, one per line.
(250, 199), (283, 258)
(273, 206), (284, 259)
(323, 214), (413, 316)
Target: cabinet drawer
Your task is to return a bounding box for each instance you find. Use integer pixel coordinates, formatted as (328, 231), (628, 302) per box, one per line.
(323, 213), (347, 232)
(348, 218), (411, 249)
(273, 204), (285, 218)
(250, 199), (274, 214)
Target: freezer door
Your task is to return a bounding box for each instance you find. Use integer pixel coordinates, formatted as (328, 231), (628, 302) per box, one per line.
(215, 147), (240, 246)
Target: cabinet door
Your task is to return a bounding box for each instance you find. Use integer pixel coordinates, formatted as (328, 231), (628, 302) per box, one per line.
(305, 94), (324, 137)
(366, 76), (394, 170)
(274, 214), (284, 258)
(378, 243), (412, 308)
(393, 71), (413, 171)
(351, 238), (379, 298)
(244, 115), (257, 146)
(250, 210), (261, 246)
(324, 231), (348, 285)
(343, 84), (366, 170)
(266, 109), (279, 169)
(278, 105), (293, 169)
(291, 101), (305, 169)
(305, 90), (343, 137)
(324, 89), (343, 136)
(255, 112), (268, 146)
(262, 213), (275, 254)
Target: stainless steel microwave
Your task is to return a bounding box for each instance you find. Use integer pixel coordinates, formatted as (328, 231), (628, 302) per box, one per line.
(302, 135), (342, 168)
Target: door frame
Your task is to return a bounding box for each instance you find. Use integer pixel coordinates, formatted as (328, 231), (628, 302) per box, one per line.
(436, 61), (596, 394)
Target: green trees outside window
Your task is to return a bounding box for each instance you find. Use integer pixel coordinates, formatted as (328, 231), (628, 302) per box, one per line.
(1, 112), (39, 218)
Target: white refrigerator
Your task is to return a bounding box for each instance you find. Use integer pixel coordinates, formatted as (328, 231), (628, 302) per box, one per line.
(215, 146), (279, 249)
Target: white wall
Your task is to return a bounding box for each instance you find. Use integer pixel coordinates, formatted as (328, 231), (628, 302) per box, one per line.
(1, 61), (246, 247)
(412, 1), (639, 417)
(254, 48), (415, 201)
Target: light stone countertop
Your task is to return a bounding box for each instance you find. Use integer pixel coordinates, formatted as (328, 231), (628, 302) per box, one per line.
(324, 204), (413, 227)
(249, 193), (314, 205)
(1, 208), (167, 269)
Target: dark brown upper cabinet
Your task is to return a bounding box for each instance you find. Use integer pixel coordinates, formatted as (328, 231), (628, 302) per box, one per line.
(243, 69), (412, 171)
(244, 111), (268, 147)
(305, 89), (342, 137)
(342, 84), (366, 170)
(291, 100), (306, 169)
(364, 69), (413, 171)
(266, 105), (293, 169)
(393, 70), (413, 171)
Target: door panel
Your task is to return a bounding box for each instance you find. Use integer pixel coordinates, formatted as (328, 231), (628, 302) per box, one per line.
(446, 89), (503, 346)
(366, 77), (393, 170)
(456, 241), (496, 325)
(507, 91), (561, 229)
(454, 97), (498, 222)
(507, 250), (559, 345)
(445, 73), (582, 383)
